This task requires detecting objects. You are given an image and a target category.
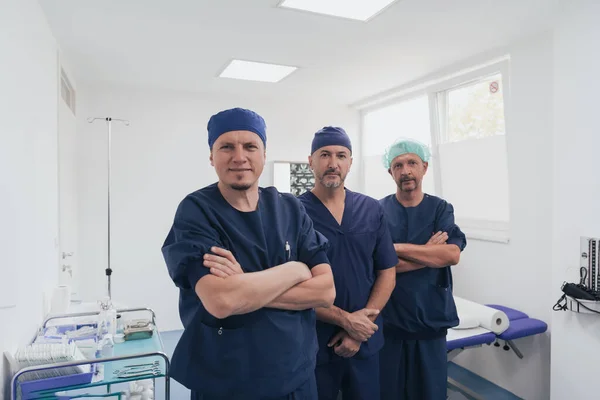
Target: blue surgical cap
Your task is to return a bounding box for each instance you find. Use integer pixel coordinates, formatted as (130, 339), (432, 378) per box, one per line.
(207, 107), (267, 149)
(311, 126), (352, 154)
(382, 138), (431, 169)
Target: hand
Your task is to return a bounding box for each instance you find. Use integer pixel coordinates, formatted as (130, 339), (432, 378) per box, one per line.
(203, 247), (244, 278)
(427, 231), (448, 245)
(344, 308), (379, 342)
(328, 331), (361, 358)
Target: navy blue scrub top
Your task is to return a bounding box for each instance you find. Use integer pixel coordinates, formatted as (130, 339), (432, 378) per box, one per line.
(299, 189), (398, 363)
(379, 193), (467, 340)
(161, 183), (330, 399)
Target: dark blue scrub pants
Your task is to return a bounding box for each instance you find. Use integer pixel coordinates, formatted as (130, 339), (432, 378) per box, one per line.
(190, 375), (318, 400)
(315, 353), (380, 400)
(379, 334), (447, 400)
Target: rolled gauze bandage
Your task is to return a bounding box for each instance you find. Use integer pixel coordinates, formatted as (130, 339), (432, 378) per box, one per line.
(453, 296), (509, 334)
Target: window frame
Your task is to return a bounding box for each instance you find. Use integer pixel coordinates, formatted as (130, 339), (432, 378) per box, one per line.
(360, 59), (511, 244)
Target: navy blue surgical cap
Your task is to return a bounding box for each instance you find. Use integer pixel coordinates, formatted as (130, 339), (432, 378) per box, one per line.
(207, 107), (267, 149)
(311, 126), (352, 154)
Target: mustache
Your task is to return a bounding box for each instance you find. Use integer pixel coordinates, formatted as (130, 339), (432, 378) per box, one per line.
(400, 176), (415, 182)
(323, 168), (340, 176)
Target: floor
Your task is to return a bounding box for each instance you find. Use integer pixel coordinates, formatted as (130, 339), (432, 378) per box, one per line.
(447, 362), (524, 400)
(154, 330), (520, 400)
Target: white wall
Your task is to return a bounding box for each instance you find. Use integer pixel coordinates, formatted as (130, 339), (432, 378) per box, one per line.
(551, 1), (600, 399)
(0, 0), (60, 397)
(75, 85), (360, 331)
(449, 31), (554, 400)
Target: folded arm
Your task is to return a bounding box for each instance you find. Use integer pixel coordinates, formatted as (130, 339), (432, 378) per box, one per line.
(394, 243), (460, 268)
(266, 263), (336, 310)
(162, 197), (311, 319)
(195, 261), (312, 319)
(392, 202), (467, 271)
(395, 258), (426, 273)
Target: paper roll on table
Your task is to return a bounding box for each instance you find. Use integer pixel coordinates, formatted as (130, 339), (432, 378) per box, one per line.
(453, 296), (509, 334)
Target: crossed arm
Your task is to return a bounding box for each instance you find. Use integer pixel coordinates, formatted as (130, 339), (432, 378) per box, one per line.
(394, 231), (461, 273)
(266, 263), (335, 310)
(197, 247), (335, 319)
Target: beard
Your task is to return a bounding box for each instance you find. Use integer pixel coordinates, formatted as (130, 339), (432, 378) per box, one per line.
(321, 178), (342, 188)
(318, 169), (344, 188)
(397, 177), (417, 192)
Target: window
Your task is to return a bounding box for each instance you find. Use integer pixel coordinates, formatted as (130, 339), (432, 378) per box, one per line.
(362, 95), (434, 201)
(360, 61), (510, 243)
(436, 73), (510, 237)
(440, 73), (505, 143)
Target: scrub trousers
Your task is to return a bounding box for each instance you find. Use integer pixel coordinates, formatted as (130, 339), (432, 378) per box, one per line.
(315, 353), (380, 400)
(190, 375), (318, 400)
(379, 334), (447, 400)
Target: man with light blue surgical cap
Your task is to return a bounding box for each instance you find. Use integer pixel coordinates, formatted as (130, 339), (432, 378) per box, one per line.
(162, 107), (336, 400)
(299, 127), (397, 400)
(377, 138), (467, 400)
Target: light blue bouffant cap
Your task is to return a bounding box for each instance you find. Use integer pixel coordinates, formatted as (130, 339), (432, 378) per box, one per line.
(382, 138), (431, 169)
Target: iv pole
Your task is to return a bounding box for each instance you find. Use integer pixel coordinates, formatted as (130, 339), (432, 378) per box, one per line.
(87, 117), (130, 303)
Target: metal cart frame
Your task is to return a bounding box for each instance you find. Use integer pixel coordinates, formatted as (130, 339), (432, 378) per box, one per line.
(10, 307), (171, 400)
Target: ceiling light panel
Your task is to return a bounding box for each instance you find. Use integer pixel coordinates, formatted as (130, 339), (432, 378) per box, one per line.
(278, 0), (398, 21)
(218, 59), (297, 83)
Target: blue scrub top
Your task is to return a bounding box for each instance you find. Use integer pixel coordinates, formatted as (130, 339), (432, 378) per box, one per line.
(299, 189), (398, 363)
(162, 183), (330, 399)
(379, 193), (467, 340)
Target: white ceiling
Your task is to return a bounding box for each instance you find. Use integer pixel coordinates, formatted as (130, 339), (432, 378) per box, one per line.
(38, 0), (560, 105)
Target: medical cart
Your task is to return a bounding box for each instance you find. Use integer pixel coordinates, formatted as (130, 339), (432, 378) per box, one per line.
(10, 307), (171, 400)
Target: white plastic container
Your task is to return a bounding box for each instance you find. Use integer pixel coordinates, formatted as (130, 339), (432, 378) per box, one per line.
(106, 308), (117, 335)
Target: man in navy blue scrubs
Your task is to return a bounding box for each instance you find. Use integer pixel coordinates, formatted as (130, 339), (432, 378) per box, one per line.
(298, 127), (398, 400)
(162, 107), (336, 400)
(378, 138), (467, 400)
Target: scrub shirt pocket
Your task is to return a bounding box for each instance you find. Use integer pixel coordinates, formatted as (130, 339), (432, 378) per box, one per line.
(278, 235), (297, 265)
(198, 322), (251, 379)
(427, 284), (459, 328)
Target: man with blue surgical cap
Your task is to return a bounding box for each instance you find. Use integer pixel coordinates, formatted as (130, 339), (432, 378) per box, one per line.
(298, 127), (398, 400)
(162, 107), (336, 400)
(378, 138), (467, 400)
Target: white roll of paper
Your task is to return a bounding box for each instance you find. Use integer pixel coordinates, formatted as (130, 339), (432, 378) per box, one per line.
(453, 296), (509, 334)
(453, 313), (479, 330)
(50, 285), (71, 315)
